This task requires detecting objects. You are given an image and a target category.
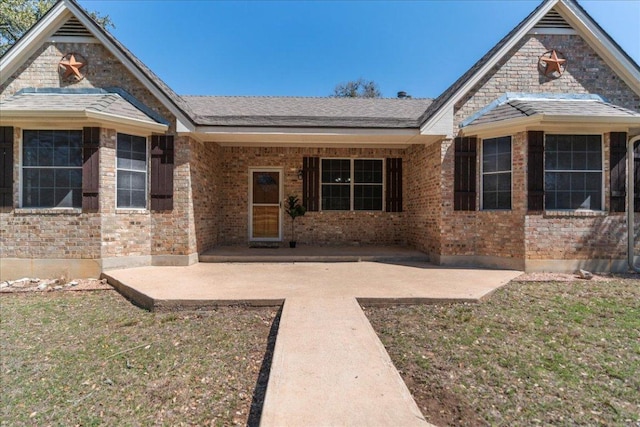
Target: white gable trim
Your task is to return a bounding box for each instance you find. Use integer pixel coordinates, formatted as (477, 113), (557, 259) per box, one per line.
(419, 0), (559, 135)
(421, 0), (640, 135)
(0, 2), (70, 79)
(0, 0), (194, 132)
(557, 1), (640, 95)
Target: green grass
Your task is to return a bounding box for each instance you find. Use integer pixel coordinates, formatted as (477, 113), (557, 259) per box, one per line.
(1, 291), (277, 426)
(366, 279), (640, 426)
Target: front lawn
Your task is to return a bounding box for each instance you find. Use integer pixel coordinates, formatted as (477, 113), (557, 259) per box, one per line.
(1, 291), (278, 426)
(366, 278), (640, 426)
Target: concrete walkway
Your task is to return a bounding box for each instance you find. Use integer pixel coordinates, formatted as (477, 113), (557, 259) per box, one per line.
(104, 261), (521, 426)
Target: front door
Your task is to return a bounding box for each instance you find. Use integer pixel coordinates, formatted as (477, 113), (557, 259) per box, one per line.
(249, 169), (282, 241)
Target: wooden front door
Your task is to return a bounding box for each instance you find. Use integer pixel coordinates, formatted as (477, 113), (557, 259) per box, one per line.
(249, 169), (282, 241)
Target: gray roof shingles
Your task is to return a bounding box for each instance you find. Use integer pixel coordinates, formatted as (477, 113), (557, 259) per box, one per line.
(0, 92), (161, 124)
(182, 96), (433, 128)
(467, 98), (640, 127)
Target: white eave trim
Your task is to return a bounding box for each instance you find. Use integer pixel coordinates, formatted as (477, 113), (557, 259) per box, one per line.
(557, 0), (640, 95)
(192, 125), (419, 136)
(419, 0), (560, 134)
(0, 3), (70, 79)
(0, 0), (195, 132)
(461, 114), (640, 136)
(421, 0), (640, 134)
(0, 109), (168, 133)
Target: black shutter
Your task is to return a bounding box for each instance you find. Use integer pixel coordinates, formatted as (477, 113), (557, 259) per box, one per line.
(527, 131), (544, 211)
(151, 135), (174, 211)
(386, 157), (402, 212)
(82, 127), (100, 211)
(610, 132), (627, 212)
(454, 136), (477, 211)
(302, 156), (319, 212)
(0, 126), (14, 208)
(635, 141), (640, 213)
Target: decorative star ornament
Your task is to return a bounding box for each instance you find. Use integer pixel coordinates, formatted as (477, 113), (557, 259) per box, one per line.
(59, 53), (87, 82)
(538, 49), (567, 79)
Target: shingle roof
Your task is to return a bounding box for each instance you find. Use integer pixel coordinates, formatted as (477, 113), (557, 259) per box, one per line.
(417, 0), (640, 128)
(183, 96), (433, 128)
(417, 1), (551, 128)
(0, 89), (163, 125)
(463, 95), (640, 127)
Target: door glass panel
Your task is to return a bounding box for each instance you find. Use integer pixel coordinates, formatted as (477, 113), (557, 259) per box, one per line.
(252, 206), (279, 238)
(253, 172), (279, 204)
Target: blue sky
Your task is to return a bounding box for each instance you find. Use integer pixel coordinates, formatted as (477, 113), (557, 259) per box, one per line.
(78, 0), (640, 99)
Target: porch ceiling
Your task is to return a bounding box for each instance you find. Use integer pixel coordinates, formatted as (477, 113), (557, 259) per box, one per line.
(187, 127), (440, 148)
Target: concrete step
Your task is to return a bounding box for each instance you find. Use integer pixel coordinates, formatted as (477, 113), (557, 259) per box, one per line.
(260, 297), (432, 426)
(199, 245), (430, 264)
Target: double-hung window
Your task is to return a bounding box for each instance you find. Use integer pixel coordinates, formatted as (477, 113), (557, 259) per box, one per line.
(321, 159), (383, 211)
(22, 130), (83, 208)
(117, 133), (147, 209)
(482, 136), (512, 210)
(544, 134), (602, 210)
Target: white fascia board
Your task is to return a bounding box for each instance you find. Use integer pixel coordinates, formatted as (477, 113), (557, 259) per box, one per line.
(62, 1), (195, 132)
(557, 1), (640, 95)
(420, 0), (559, 134)
(0, 110), (167, 133)
(0, 4), (71, 83)
(420, 106), (454, 138)
(461, 114), (640, 136)
(84, 110), (168, 132)
(194, 126), (419, 136)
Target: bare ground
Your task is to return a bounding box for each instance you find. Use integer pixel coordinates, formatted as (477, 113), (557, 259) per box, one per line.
(1, 290), (278, 426)
(365, 277), (640, 426)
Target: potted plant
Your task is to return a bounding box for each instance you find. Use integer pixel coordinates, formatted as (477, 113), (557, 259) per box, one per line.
(284, 195), (306, 248)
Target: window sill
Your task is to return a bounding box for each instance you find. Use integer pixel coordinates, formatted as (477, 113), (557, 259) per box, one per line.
(14, 208), (83, 216)
(542, 210), (607, 218)
(116, 208), (149, 214)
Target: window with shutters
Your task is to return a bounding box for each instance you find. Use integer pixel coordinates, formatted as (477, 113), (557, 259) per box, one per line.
(481, 136), (511, 210)
(116, 133), (147, 209)
(321, 158), (383, 211)
(22, 130), (83, 208)
(544, 134), (602, 210)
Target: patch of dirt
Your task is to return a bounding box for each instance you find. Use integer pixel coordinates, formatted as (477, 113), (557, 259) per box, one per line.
(0, 277), (112, 293)
(514, 271), (633, 282)
(402, 372), (487, 426)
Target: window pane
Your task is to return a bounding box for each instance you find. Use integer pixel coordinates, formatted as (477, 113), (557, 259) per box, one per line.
(544, 135), (602, 210)
(322, 184), (350, 210)
(354, 184), (382, 210)
(354, 160), (382, 183)
(322, 159), (350, 183)
(21, 130), (83, 209)
(482, 136), (511, 210)
(117, 133), (147, 208)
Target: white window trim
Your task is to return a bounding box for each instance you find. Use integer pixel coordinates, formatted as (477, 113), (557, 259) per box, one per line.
(543, 133), (605, 212)
(320, 158), (385, 212)
(19, 128), (84, 209)
(116, 132), (149, 211)
(480, 135), (513, 211)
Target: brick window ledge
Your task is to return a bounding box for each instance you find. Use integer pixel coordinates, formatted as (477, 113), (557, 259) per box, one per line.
(542, 210), (608, 218)
(14, 208), (82, 216)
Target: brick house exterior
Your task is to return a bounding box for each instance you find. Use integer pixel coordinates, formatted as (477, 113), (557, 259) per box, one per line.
(1, 0), (639, 279)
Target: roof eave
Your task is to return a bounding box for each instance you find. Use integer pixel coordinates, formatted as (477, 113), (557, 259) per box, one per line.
(0, 109), (168, 133)
(0, 0), (195, 132)
(418, 0), (560, 133)
(420, 0), (640, 134)
(461, 114), (640, 136)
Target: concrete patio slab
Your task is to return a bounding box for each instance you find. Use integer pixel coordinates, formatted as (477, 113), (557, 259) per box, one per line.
(104, 261), (521, 311)
(260, 297), (431, 426)
(103, 261), (521, 426)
